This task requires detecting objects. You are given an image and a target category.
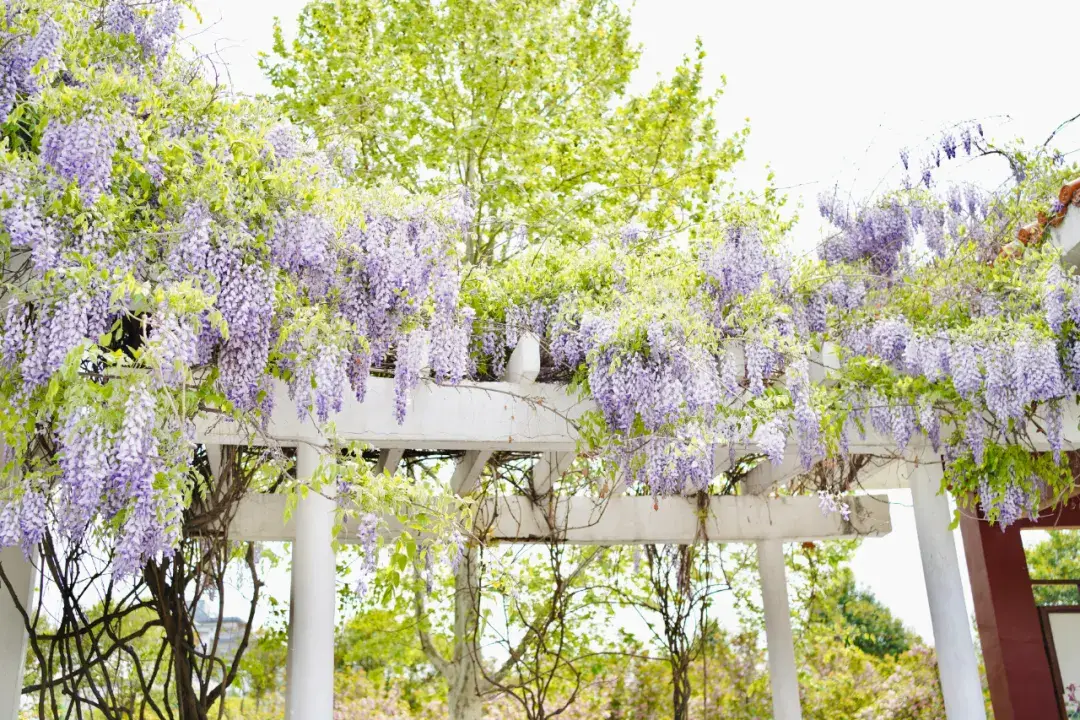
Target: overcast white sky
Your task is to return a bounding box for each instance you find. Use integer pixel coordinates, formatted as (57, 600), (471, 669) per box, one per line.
(182, 0), (1080, 644)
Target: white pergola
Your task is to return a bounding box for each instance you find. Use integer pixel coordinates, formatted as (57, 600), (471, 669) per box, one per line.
(201, 335), (1080, 720)
(9, 211), (1080, 720)
(0, 334), (997, 720)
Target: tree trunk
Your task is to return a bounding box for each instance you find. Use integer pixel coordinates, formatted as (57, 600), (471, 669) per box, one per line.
(672, 656), (691, 720)
(145, 558), (206, 720)
(449, 682), (484, 720)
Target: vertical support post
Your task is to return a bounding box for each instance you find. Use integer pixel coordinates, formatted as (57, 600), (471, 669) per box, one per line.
(756, 539), (802, 720)
(960, 511), (1060, 720)
(0, 548), (34, 720)
(448, 546), (485, 720)
(908, 461), (987, 720)
(284, 444), (336, 720)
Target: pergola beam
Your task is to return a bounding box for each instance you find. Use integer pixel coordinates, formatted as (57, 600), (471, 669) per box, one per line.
(228, 492), (891, 545)
(374, 448), (404, 476)
(530, 452), (574, 497)
(195, 377), (588, 451)
(449, 449), (493, 494)
(741, 454), (805, 495)
(198, 374), (1080, 482)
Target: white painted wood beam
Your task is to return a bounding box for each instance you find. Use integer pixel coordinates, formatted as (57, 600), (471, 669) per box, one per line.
(808, 342), (841, 386)
(196, 367), (1080, 490)
(780, 343), (840, 389)
(205, 443), (223, 480)
(196, 378), (587, 451)
(720, 433), (942, 469)
(1051, 205), (1080, 269)
(229, 493), (891, 545)
(530, 452), (574, 497)
(741, 454), (804, 495)
(850, 457), (906, 490)
(195, 376), (1080, 463)
(450, 449), (493, 495)
(374, 448), (404, 476)
(476, 493), (891, 544)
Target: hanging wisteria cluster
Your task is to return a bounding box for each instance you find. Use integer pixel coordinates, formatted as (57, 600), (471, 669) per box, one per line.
(0, 3), (62, 124)
(103, 0), (181, 65)
(460, 118), (1080, 528)
(462, 221), (817, 496)
(0, 0), (470, 573)
(808, 125), (1080, 528)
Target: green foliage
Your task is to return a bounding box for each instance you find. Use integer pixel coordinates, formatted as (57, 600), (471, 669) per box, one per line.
(336, 606), (443, 707)
(816, 569), (914, 658)
(238, 627), (289, 711)
(264, 0), (749, 263)
(1026, 530), (1080, 606)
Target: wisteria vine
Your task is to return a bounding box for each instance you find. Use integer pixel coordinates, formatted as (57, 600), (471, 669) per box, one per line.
(0, 0), (471, 573)
(1, 0), (1077, 585)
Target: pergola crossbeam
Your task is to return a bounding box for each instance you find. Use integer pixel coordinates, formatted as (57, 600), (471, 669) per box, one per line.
(374, 448), (404, 476)
(196, 377), (587, 451)
(450, 449), (493, 494)
(530, 452), (574, 497)
(227, 493), (891, 545)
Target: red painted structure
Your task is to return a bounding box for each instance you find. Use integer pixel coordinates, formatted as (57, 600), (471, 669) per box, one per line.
(961, 496), (1080, 720)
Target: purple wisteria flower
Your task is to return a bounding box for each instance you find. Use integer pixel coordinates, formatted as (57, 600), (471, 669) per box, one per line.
(1045, 265), (1067, 334)
(789, 358), (823, 469)
(870, 319), (911, 365)
(965, 410), (985, 466)
(40, 116), (118, 201)
(817, 491), (850, 521)
(819, 200), (913, 276)
(266, 123), (302, 164)
(212, 244), (274, 411)
(169, 201), (213, 275)
(745, 340), (771, 396)
(291, 342), (349, 423)
(272, 211), (336, 298)
(918, 400), (941, 453)
(148, 312), (199, 387)
(757, 416), (787, 466)
(430, 308), (474, 385)
(949, 341), (982, 399)
(393, 329), (430, 424)
(700, 225), (769, 308)
(355, 512), (379, 599)
(978, 475), (1040, 530)
(0, 13), (62, 122)
(58, 407), (114, 541)
(21, 293), (91, 389)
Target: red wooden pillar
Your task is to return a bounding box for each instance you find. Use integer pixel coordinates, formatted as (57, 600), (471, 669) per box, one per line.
(960, 512), (1060, 720)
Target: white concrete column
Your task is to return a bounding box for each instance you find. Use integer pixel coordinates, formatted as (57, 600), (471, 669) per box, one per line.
(0, 547), (35, 720)
(908, 461), (987, 720)
(285, 444), (336, 720)
(756, 539), (802, 720)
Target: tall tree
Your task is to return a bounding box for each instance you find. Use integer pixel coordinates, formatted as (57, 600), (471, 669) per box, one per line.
(811, 568), (914, 658)
(262, 0), (748, 263)
(1026, 530), (1080, 606)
